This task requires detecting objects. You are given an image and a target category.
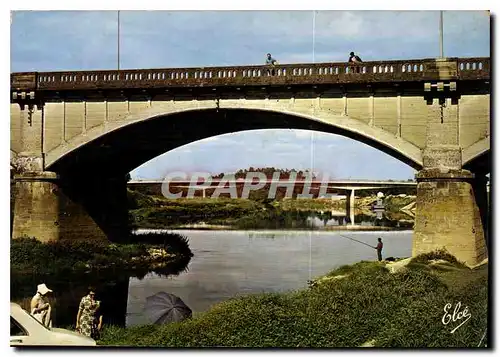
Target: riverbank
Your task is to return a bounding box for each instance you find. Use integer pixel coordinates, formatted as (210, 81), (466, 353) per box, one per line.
(128, 189), (416, 230)
(11, 232), (193, 300)
(99, 249), (488, 347)
(149, 225), (407, 231)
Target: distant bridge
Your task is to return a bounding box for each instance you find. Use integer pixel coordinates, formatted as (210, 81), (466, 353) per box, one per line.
(128, 179), (417, 194)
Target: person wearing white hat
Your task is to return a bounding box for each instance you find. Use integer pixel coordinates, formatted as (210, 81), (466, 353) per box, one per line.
(30, 283), (53, 327)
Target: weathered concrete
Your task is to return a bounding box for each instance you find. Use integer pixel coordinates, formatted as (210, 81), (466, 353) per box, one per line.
(12, 171), (107, 242)
(413, 169), (487, 266)
(472, 174), (489, 247)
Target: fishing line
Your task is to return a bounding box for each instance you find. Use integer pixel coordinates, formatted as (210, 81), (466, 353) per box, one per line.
(337, 233), (376, 249)
(309, 232), (312, 280)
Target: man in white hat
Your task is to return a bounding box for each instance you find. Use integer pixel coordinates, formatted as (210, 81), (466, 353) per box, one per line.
(30, 283), (53, 327)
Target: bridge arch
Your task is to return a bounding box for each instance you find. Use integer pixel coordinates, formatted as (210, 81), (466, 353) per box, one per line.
(46, 104), (423, 175)
(462, 137), (490, 174)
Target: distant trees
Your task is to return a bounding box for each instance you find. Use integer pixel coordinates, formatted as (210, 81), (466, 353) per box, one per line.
(212, 167), (318, 181)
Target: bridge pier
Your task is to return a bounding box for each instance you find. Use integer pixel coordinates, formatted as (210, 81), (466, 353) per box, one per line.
(12, 171), (107, 242)
(413, 168), (487, 266)
(472, 174), (489, 249)
(345, 189), (355, 226)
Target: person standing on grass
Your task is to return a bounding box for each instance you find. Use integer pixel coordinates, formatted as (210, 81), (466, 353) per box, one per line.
(31, 283), (53, 327)
(375, 238), (383, 261)
(76, 286), (103, 340)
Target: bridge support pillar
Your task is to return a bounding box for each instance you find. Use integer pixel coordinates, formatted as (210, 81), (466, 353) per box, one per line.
(345, 189), (355, 226)
(12, 171), (107, 242)
(413, 168), (487, 266)
(472, 174), (489, 249)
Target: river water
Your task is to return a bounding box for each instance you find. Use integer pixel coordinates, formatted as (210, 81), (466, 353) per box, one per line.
(126, 229), (413, 326)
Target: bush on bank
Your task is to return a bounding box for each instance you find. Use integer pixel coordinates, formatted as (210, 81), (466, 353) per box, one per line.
(11, 233), (193, 299)
(99, 251), (488, 348)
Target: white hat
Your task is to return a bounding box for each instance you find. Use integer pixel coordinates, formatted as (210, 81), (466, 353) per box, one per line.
(37, 283), (52, 295)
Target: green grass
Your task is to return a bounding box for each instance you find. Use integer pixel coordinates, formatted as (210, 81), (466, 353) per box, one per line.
(98, 251), (488, 348)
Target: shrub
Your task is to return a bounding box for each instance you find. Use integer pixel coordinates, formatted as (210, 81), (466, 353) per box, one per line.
(410, 249), (467, 268)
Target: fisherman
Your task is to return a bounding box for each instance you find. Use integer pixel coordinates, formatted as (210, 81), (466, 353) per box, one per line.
(375, 238), (383, 261)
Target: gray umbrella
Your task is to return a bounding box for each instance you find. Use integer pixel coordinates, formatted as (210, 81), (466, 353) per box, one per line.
(145, 292), (192, 325)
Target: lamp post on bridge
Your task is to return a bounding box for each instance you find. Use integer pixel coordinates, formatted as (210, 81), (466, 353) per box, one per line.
(117, 10), (121, 70)
(439, 10), (444, 58)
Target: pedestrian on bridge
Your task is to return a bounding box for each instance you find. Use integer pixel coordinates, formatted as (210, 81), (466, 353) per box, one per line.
(375, 238), (383, 261)
(265, 53), (278, 76)
(348, 52), (363, 63)
(348, 52), (363, 74)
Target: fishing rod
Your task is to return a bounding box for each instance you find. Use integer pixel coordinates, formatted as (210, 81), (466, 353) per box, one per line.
(337, 233), (376, 249)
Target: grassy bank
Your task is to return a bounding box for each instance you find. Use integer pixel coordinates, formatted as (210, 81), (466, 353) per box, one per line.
(99, 250), (488, 348)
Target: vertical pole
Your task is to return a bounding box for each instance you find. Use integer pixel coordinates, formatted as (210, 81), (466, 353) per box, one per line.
(439, 10), (444, 58)
(309, 10), (316, 283)
(312, 10), (316, 63)
(117, 10), (121, 70)
(350, 189), (355, 226)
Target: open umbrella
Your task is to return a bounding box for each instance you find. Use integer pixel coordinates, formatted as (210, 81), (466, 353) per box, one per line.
(144, 292), (192, 325)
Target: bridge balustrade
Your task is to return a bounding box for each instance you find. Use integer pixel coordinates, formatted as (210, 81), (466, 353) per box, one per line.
(13, 57), (489, 92)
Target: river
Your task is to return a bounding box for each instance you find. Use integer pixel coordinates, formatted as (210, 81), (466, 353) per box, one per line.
(126, 229), (413, 326)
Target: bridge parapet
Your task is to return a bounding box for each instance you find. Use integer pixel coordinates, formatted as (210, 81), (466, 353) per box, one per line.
(11, 57), (489, 93)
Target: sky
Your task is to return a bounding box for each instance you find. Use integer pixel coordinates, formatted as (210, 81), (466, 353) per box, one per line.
(10, 10), (491, 180)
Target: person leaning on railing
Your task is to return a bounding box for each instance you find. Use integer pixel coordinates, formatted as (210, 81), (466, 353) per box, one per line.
(265, 53), (278, 76)
(348, 52), (363, 73)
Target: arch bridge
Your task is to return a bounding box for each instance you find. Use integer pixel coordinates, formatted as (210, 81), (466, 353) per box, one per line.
(10, 57), (490, 265)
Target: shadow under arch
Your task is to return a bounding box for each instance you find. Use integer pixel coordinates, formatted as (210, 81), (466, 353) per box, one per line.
(463, 147), (491, 176)
(48, 108), (423, 176)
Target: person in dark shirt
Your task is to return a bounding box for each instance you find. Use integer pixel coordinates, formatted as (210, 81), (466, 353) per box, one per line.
(348, 52), (363, 73)
(375, 238), (383, 261)
(348, 52), (363, 63)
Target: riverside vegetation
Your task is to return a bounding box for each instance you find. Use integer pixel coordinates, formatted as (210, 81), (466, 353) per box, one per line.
(98, 250), (488, 348)
(10, 232), (194, 326)
(128, 187), (417, 230)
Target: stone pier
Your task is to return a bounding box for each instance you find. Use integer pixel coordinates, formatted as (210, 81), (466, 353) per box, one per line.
(12, 171), (108, 242)
(11, 169), (132, 242)
(413, 169), (487, 265)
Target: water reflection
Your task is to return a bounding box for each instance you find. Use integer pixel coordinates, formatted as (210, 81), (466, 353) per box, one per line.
(305, 210), (413, 229)
(126, 229), (413, 326)
(11, 255), (191, 329)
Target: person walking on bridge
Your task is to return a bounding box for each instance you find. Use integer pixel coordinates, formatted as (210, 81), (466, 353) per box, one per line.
(375, 238), (383, 261)
(265, 53), (278, 76)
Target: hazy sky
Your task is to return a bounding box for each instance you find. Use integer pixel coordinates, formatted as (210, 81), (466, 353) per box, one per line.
(10, 10), (490, 180)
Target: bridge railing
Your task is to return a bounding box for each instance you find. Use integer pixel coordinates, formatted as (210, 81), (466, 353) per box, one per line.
(456, 57), (490, 80)
(11, 57), (490, 92)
